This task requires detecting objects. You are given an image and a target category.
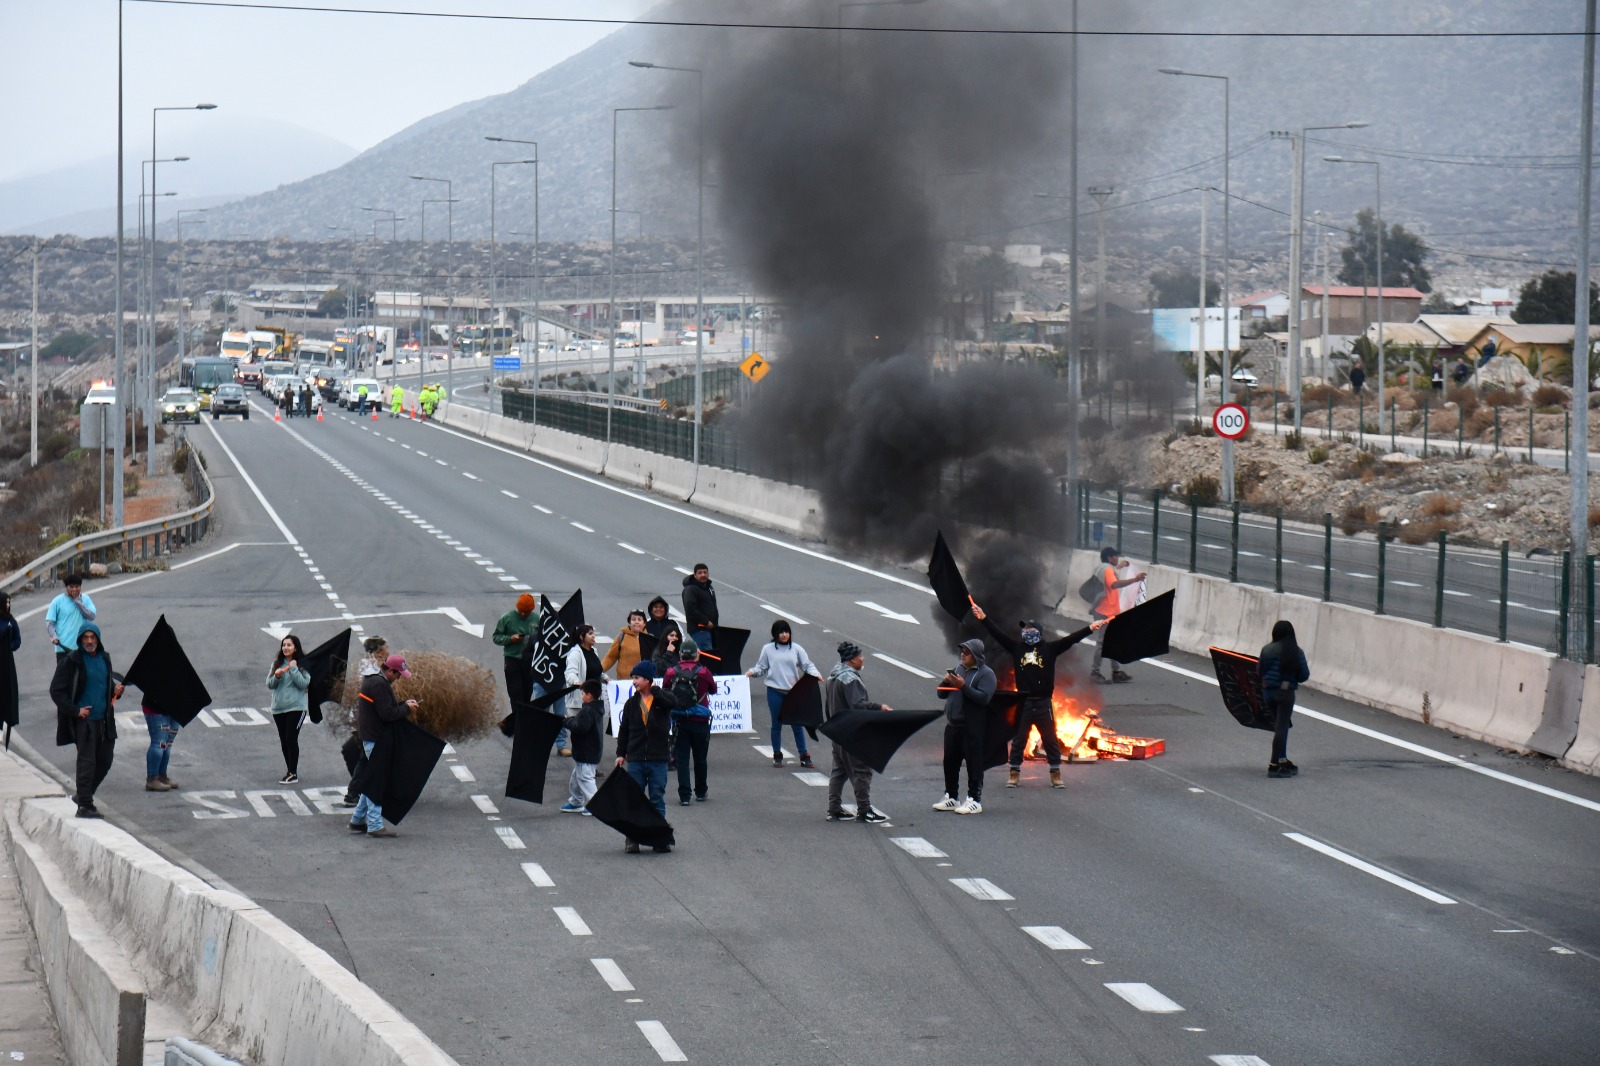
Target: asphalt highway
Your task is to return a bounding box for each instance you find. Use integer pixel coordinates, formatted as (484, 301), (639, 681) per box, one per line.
(9, 398), (1600, 1066)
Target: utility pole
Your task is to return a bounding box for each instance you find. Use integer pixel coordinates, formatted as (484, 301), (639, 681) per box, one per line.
(1196, 185), (1209, 419)
(1570, 0), (1596, 660)
(30, 238), (39, 466)
(1088, 185), (1113, 385)
(1066, 0), (1081, 497)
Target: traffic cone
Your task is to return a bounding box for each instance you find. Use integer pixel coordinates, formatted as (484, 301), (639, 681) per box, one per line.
(370, 408), (379, 421)
(316, 408), (323, 422)
(408, 406), (415, 421)
(274, 407), (280, 422)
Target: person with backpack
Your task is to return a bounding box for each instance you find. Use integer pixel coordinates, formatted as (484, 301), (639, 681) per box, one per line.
(1260, 620), (1311, 778)
(746, 619), (823, 768)
(665, 643), (716, 805)
(1086, 547), (1146, 684)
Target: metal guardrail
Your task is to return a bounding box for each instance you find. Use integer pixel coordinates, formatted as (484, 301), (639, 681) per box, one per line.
(1, 440), (216, 596)
(518, 387), (664, 413)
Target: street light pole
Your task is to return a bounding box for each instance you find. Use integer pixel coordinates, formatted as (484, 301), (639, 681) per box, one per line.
(175, 209), (206, 369)
(1161, 67), (1233, 501)
(139, 158), (186, 472)
(485, 137), (542, 402)
(1087, 184), (1113, 385)
(411, 175), (454, 401)
(1570, 0), (1597, 659)
(488, 159), (536, 358)
(1326, 156), (1385, 433)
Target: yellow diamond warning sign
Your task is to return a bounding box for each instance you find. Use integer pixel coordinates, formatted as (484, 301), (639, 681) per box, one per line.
(740, 352), (770, 383)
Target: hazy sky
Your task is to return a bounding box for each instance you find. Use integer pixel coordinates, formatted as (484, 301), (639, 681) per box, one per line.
(0, 0), (654, 181)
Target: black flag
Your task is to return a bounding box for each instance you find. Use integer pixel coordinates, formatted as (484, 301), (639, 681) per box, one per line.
(505, 696), (571, 804)
(927, 531), (972, 622)
(819, 709), (941, 774)
(1100, 591), (1174, 665)
(983, 691), (1025, 769)
(703, 625), (750, 676)
(531, 594), (576, 691)
(360, 719), (447, 824)
(300, 627), (351, 725)
(585, 767), (675, 849)
(122, 615), (212, 726)
(1209, 647), (1274, 731)
(779, 674), (824, 740)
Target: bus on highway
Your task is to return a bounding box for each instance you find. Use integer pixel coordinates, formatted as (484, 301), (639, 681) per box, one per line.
(453, 325), (515, 356)
(181, 356), (237, 404)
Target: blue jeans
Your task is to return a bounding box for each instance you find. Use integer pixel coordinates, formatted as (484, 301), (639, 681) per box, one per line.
(691, 629), (714, 652)
(766, 686), (808, 756)
(351, 741), (383, 830)
(624, 759), (669, 819)
(144, 713), (178, 778)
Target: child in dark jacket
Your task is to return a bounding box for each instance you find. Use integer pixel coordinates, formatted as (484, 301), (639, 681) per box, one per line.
(560, 680), (606, 813)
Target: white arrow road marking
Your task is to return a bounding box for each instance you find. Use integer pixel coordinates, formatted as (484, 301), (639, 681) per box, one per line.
(263, 606), (483, 639)
(856, 601), (919, 624)
(437, 606), (485, 638)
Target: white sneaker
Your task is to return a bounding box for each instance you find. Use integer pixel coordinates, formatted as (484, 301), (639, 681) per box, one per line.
(955, 798), (983, 815)
(931, 793), (959, 811)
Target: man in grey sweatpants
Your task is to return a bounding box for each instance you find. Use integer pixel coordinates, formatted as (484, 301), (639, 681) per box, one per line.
(824, 642), (892, 824)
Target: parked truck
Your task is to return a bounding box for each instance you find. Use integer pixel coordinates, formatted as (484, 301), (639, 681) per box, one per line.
(616, 320), (662, 348)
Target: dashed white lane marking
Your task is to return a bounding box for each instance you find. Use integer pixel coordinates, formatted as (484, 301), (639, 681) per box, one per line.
(756, 745), (795, 759)
(534, 505), (553, 514)
(495, 827), (526, 850)
(554, 907), (592, 935)
(463, 472), (480, 480)
(570, 521), (595, 532)
(617, 541), (647, 554)
(501, 490), (519, 498)
(435, 458), (449, 466)
(498, 575), (521, 583)
(486, 567), (505, 573)
(1023, 925), (1090, 950)
(890, 837), (947, 858)
(417, 451), (428, 457)
(760, 604), (810, 624)
(950, 878), (1014, 901)
(450, 765), (476, 782)
(873, 653), (936, 679)
(636, 1021), (687, 1062)
(1210, 1056), (1272, 1065)
(401, 443), (412, 449)
(470, 795), (499, 814)
(1391, 579), (1422, 588)
(511, 583), (532, 591)
(521, 862), (554, 888)
(793, 772), (828, 786)
(673, 566), (692, 575)
(590, 958), (635, 992)
(1105, 982), (1184, 1013)
(1284, 832), (1456, 904)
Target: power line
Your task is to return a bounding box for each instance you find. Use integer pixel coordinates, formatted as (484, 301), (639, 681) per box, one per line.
(129, 0), (1590, 39)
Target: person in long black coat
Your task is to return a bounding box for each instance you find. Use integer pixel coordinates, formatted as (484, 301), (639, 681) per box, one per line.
(0, 593), (20, 737)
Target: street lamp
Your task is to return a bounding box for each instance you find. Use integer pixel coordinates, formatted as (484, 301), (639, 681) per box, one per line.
(1160, 66), (1234, 502)
(486, 136), (543, 402)
(1325, 156), (1385, 432)
(411, 175), (455, 401)
(631, 58), (709, 474)
(174, 208), (206, 368)
(1271, 120), (1367, 433)
(488, 158), (536, 373)
(138, 156), (185, 472)
(362, 206), (402, 385)
(418, 197), (459, 375)
(605, 104), (674, 464)
(134, 188), (175, 469)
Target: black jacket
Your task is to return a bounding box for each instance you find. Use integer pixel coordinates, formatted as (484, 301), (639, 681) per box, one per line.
(357, 673), (409, 743)
(681, 575), (718, 632)
(49, 647), (122, 747)
(616, 685), (673, 762)
(644, 596), (682, 648)
(980, 617), (1091, 699)
(567, 698), (605, 764)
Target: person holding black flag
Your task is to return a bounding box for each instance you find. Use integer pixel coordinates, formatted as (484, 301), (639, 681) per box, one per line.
(932, 638), (996, 814)
(970, 599), (1104, 789)
(350, 654), (416, 838)
(1260, 620), (1311, 778)
(615, 662), (673, 853)
(824, 642), (891, 824)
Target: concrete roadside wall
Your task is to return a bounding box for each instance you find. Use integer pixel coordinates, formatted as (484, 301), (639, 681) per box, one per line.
(14, 797), (460, 1066)
(7, 807), (145, 1066)
(1057, 549), (1566, 762)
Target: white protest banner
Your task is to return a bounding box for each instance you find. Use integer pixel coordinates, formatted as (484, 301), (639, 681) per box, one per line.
(607, 674), (756, 735)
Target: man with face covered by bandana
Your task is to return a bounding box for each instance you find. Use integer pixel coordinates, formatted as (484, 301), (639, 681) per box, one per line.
(970, 599), (1105, 789)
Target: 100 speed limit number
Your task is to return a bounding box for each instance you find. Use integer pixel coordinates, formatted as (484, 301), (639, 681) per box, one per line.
(1212, 403), (1249, 440)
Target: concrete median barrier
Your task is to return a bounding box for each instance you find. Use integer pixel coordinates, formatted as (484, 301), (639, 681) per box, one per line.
(7, 806), (145, 1066)
(1561, 665), (1600, 774)
(14, 797), (460, 1066)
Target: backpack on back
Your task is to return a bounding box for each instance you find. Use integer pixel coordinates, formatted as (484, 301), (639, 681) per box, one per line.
(663, 665), (704, 713)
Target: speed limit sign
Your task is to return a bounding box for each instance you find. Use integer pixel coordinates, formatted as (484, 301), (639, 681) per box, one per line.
(1213, 403), (1249, 440)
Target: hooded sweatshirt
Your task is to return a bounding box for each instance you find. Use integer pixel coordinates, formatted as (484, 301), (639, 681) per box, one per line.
(940, 638), (997, 724)
(747, 639), (820, 692)
(681, 574), (718, 631)
(824, 661), (881, 721)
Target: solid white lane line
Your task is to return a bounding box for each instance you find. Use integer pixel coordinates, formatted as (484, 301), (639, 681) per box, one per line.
(554, 907), (592, 935)
(617, 541), (647, 554)
(450, 765), (476, 782)
(1105, 982), (1184, 1013)
(203, 420), (299, 543)
(534, 504), (553, 514)
(521, 862), (554, 888)
(760, 604), (810, 624)
(1210, 1057), (1272, 1066)
(636, 1021), (688, 1062)
(792, 772), (829, 786)
(570, 521), (594, 532)
(950, 878), (1014, 901)
(470, 794), (499, 814)
(873, 653), (935, 679)
(1284, 832), (1456, 905)
(1022, 925), (1090, 950)
(890, 837), (947, 858)
(1147, 659), (1600, 815)
(590, 958), (635, 992)
(501, 490), (519, 498)
(495, 827), (526, 850)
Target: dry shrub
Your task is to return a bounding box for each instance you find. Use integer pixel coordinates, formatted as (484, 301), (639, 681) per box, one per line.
(1398, 516), (1459, 545)
(1419, 492), (1462, 517)
(1483, 389), (1521, 408)
(1531, 384), (1569, 408)
(1428, 410), (1459, 435)
(1304, 383), (1343, 406)
(1340, 502), (1379, 534)
(1447, 386), (1479, 415)
(1590, 504), (1600, 528)
(391, 651), (502, 743)
(1466, 407), (1496, 438)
